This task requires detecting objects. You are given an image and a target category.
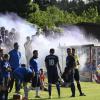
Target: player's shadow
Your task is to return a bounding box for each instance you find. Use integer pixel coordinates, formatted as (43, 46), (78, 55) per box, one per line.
(9, 98), (49, 100)
(9, 96), (67, 100)
(29, 96), (67, 100)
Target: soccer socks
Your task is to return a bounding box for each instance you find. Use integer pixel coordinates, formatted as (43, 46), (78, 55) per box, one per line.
(5, 90), (8, 100)
(35, 87), (40, 97)
(56, 83), (60, 97)
(71, 83), (75, 96)
(1, 90), (8, 100)
(24, 84), (28, 98)
(48, 84), (52, 97)
(0, 91), (2, 99)
(77, 82), (82, 94)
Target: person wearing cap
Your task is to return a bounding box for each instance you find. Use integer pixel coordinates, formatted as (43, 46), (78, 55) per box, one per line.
(45, 48), (62, 99)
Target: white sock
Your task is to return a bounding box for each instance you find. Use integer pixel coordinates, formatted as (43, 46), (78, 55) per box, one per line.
(35, 87), (40, 96)
(24, 85), (28, 98)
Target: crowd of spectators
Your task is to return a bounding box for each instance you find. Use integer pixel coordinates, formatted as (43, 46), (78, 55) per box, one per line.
(0, 26), (17, 52)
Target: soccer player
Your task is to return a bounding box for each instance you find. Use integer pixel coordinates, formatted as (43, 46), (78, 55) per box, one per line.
(0, 49), (3, 99)
(45, 48), (62, 99)
(72, 48), (86, 96)
(13, 64), (34, 100)
(1, 54), (12, 100)
(66, 48), (76, 97)
(9, 42), (21, 93)
(29, 50), (40, 98)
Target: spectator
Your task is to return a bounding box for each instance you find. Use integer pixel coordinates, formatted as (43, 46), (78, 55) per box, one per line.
(24, 36), (32, 66)
(39, 69), (48, 91)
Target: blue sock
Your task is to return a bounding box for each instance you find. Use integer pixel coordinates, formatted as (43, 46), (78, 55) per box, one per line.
(56, 83), (60, 97)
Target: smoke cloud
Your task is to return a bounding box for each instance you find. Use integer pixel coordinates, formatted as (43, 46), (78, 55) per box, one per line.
(0, 13), (99, 71)
(0, 13), (36, 63)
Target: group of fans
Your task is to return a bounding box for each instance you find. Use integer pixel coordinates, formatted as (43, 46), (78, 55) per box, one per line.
(0, 26), (17, 51)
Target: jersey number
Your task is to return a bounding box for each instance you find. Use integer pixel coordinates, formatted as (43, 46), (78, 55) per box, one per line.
(49, 59), (54, 66)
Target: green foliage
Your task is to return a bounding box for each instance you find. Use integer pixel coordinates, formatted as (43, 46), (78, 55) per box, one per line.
(28, 6), (65, 28)
(82, 6), (99, 22)
(0, 0), (100, 29)
(28, 4), (100, 28)
(29, 3), (40, 13)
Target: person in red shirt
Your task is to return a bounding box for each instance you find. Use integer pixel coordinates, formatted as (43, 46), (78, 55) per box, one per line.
(39, 69), (48, 91)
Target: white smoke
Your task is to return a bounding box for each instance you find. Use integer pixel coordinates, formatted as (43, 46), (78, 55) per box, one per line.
(0, 13), (37, 64)
(31, 26), (92, 70)
(0, 13), (99, 70)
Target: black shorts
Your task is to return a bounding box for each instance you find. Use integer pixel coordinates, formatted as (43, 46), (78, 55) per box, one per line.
(47, 67), (59, 84)
(32, 74), (40, 87)
(0, 77), (2, 85)
(68, 69), (75, 83)
(74, 69), (80, 81)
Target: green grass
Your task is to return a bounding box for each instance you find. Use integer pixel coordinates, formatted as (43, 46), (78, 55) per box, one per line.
(9, 82), (100, 100)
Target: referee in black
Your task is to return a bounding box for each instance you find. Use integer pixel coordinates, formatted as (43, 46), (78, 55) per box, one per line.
(45, 48), (62, 99)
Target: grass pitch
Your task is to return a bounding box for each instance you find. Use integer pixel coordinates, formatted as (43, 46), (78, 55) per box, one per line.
(9, 82), (100, 100)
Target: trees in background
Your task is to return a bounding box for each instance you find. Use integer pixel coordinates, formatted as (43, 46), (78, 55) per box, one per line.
(0, 0), (100, 28)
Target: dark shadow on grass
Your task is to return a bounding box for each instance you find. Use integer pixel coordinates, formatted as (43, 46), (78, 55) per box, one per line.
(8, 96), (68, 100)
(8, 97), (49, 100)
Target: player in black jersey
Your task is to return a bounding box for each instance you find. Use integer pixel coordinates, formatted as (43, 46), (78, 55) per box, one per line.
(66, 48), (86, 97)
(66, 48), (76, 97)
(45, 48), (62, 99)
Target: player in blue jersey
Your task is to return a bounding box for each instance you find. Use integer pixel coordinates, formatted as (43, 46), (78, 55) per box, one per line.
(1, 54), (12, 100)
(13, 64), (34, 99)
(29, 50), (40, 98)
(9, 42), (21, 70)
(9, 42), (21, 93)
(0, 49), (4, 99)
